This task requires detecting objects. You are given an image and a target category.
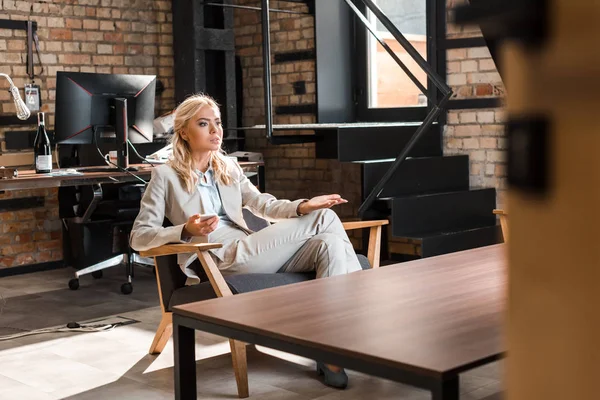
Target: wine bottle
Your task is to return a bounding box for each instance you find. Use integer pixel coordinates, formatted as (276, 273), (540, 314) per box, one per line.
(34, 112), (52, 174)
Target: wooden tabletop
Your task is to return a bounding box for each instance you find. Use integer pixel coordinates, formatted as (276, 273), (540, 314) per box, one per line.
(174, 244), (506, 377)
(0, 161), (264, 191)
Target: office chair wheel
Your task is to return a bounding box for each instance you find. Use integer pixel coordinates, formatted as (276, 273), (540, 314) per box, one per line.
(68, 279), (80, 290)
(92, 270), (103, 279)
(121, 282), (133, 295)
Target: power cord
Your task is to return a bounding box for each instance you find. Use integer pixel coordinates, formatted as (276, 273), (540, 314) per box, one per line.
(55, 143), (60, 169)
(0, 321), (128, 341)
(127, 139), (156, 167)
(0, 292), (128, 340)
(92, 126), (147, 185)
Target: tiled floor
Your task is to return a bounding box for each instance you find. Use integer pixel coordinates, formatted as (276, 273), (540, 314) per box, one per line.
(0, 265), (503, 399)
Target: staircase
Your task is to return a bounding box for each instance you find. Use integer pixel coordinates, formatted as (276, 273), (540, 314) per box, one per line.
(250, 0), (503, 260)
(313, 122), (502, 260)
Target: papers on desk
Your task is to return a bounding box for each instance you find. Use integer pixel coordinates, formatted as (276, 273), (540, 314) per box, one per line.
(144, 158), (169, 164)
(49, 169), (84, 176)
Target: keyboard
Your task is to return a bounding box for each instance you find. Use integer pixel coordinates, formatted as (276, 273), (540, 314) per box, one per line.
(77, 167), (120, 173)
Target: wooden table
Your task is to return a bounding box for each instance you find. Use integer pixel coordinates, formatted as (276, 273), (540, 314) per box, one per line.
(172, 244), (506, 400)
(0, 161), (264, 191)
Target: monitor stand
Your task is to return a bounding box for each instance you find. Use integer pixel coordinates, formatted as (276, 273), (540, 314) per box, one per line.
(78, 98), (138, 173)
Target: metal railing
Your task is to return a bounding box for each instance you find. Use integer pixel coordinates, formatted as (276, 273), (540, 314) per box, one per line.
(257, 0), (452, 216)
(347, 0), (452, 217)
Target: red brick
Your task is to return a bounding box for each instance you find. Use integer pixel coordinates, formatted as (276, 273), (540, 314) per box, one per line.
(65, 18), (83, 29)
(37, 240), (61, 251)
(48, 28), (72, 40)
(36, 251), (54, 263)
(100, 20), (115, 31)
(3, 221), (35, 233)
(33, 232), (50, 241)
(60, 54), (91, 65)
(1, 243), (35, 256)
(0, 213), (14, 221)
(83, 19), (99, 30)
(127, 45), (143, 55)
(475, 84), (494, 96)
(104, 32), (123, 42)
(92, 55), (124, 65)
(72, 31), (87, 41)
(14, 233), (33, 244)
(14, 254), (35, 266)
(0, 257), (16, 267)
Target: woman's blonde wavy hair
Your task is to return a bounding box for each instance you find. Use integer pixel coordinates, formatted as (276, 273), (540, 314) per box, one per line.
(168, 93), (232, 193)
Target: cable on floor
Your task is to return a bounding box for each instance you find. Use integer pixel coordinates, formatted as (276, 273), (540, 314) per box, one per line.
(0, 321), (129, 341)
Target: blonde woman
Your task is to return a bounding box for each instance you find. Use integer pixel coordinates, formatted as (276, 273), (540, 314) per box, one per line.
(130, 93), (361, 389)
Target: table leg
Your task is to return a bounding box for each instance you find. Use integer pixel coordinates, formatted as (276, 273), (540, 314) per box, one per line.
(174, 319), (196, 400)
(431, 376), (459, 400)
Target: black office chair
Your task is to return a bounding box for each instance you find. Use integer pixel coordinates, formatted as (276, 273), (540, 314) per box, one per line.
(61, 182), (154, 294)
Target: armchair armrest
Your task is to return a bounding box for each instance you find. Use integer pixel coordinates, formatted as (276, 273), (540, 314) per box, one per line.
(140, 241), (232, 298)
(342, 219), (389, 269)
(342, 220), (389, 230)
(139, 243), (223, 258)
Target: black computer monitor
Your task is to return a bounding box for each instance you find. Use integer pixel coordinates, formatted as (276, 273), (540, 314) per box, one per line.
(54, 71), (156, 170)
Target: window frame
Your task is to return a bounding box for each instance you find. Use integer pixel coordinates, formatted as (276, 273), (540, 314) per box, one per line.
(352, 0), (443, 122)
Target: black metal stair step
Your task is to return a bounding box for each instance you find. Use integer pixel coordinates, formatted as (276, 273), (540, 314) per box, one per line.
(311, 122), (441, 161)
(363, 155), (469, 198)
(407, 225), (503, 258)
(391, 188), (497, 237)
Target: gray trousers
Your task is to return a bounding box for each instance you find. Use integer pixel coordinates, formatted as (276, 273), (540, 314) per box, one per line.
(218, 209), (363, 278)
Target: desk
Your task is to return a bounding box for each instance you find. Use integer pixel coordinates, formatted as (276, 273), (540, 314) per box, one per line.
(0, 162), (265, 191)
(172, 244), (506, 400)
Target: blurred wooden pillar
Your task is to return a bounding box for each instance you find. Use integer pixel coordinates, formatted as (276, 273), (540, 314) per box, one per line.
(503, 2), (600, 399)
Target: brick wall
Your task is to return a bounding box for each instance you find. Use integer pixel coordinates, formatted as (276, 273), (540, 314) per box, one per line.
(233, 0), (364, 248)
(446, 0), (507, 207)
(0, 0), (175, 269)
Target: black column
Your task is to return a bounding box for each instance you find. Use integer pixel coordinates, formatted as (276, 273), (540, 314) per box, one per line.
(172, 0), (240, 151)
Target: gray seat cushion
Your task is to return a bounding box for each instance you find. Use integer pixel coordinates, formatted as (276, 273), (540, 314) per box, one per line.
(167, 253), (371, 311)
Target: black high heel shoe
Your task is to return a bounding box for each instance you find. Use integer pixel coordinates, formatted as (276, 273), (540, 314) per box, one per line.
(316, 361), (348, 389)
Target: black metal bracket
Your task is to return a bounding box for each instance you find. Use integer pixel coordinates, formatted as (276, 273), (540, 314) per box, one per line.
(0, 19), (37, 31)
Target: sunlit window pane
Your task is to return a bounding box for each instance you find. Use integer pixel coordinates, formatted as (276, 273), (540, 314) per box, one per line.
(367, 0), (428, 109)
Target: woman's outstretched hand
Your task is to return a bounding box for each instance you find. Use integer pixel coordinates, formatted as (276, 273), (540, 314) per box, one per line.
(182, 214), (219, 238)
(297, 194), (348, 215)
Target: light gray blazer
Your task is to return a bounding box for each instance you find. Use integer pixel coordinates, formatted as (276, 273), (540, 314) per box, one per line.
(130, 158), (305, 283)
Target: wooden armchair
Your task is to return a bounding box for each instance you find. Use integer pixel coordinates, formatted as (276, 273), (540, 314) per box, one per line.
(493, 209), (508, 242)
(139, 211), (388, 398)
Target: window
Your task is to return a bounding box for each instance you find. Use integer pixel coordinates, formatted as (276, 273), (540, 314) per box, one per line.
(366, 0), (428, 109)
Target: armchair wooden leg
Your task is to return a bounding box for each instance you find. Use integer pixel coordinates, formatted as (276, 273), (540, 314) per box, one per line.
(149, 312), (173, 355)
(229, 339), (249, 398)
(198, 250), (250, 397)
(499, 216), (509, 242)
(367, 225), (382, 268)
